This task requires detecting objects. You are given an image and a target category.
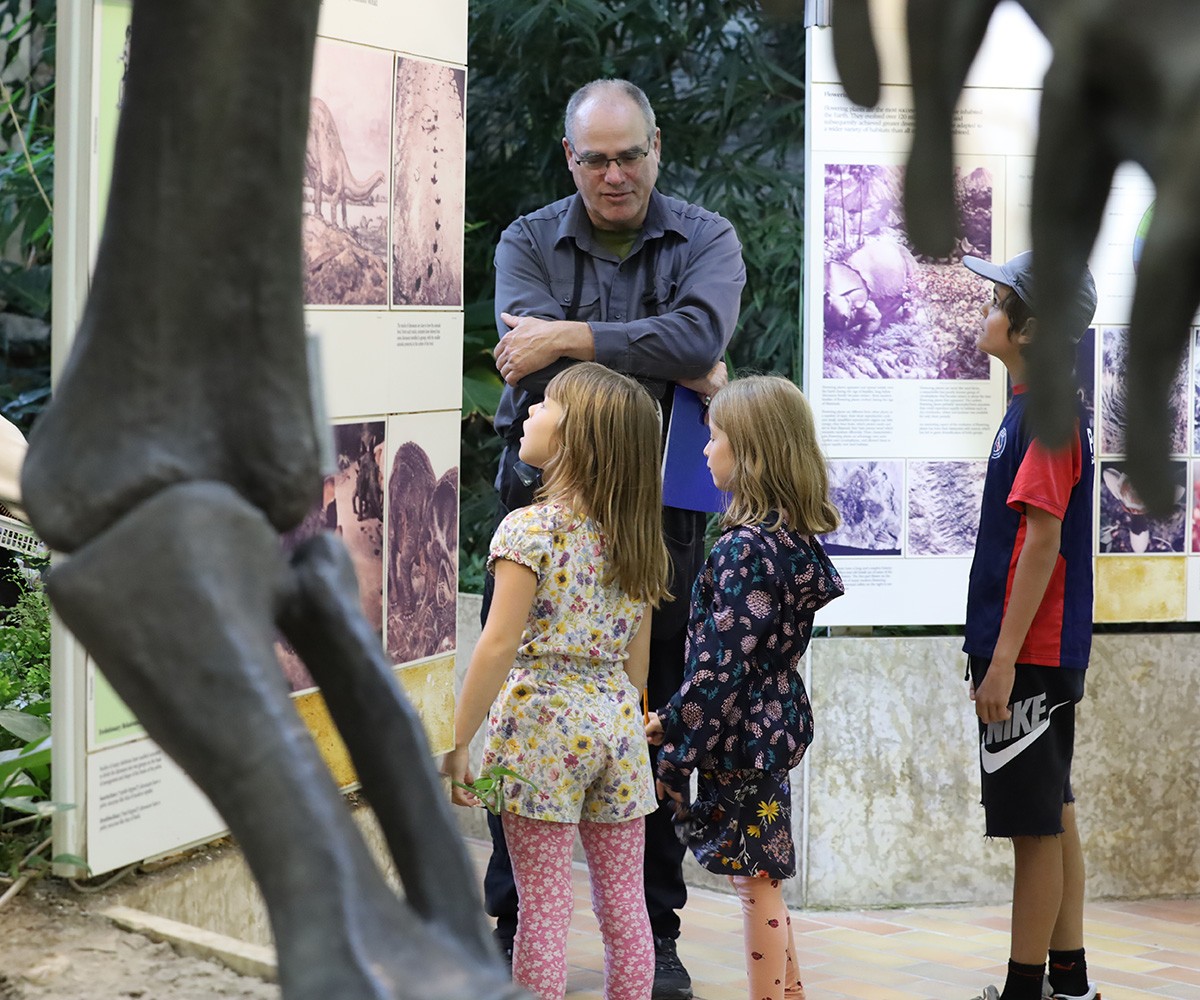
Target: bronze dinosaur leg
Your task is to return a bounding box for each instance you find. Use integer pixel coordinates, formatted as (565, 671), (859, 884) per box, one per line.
(902, 0), (1001, 256)
(22, 0), (323, 553)
(1030, 1), (1200, 513)
(46, 483), (522, 999)
(21, 1), (524, 996)
(1027, 38), (1118, 453)
(831, 0), (880, 109)
(279, 533), (498, 967)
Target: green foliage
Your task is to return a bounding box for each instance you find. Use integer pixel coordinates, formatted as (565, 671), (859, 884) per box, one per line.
(0, 564), (79, 883)
(465, 0), (805, 376)
(460, 1), (807, 589)
(452, 764), (540, 815)
(0, 2), (55, 434)
(0, 563), (51, 712)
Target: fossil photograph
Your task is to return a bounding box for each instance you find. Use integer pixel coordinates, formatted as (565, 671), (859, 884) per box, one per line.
(906, 459), (987, 556)
(386, 418), (458, 666)
(302, 38), (392, 306)
(823, 163), (993, 381)
(1099, 460), (1186, 555)
(1100, 326), (1188, 457)
(822, 459), (904, 556)
(274, 420), (387, 692)
(391, 55), (466, 307)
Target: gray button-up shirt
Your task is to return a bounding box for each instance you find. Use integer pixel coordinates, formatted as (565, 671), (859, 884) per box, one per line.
(492, 189), (746, 442)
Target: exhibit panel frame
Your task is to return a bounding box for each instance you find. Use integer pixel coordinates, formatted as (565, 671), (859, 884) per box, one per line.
(53, 0), (468, 876)
(806, 2), (1194, 627)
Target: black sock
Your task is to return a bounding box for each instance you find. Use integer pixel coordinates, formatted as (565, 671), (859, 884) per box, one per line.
(1048, 947), (1089, 997)
(1001, 959), (1047, 1000)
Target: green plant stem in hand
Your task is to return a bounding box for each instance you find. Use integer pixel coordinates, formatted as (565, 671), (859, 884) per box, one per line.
(451, 764), (540, 815)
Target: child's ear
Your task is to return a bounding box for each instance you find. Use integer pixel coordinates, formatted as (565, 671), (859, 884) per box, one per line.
(1016, 317), (1037, 344)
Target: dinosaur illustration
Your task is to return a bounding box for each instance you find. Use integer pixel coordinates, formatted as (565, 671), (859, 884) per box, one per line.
(305, 97), (386, 229)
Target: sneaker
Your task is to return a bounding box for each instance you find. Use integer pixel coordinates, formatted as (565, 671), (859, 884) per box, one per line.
(968, 987), (1001, 1000)
(652, 936), (693, 1000)
(1049, 986), (1101, 1000)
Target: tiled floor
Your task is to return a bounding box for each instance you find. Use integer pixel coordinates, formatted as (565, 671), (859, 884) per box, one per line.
(465, 839), (1200, 1000)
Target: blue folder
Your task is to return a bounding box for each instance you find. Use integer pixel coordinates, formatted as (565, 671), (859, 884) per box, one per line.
(661, 386), (730, 514)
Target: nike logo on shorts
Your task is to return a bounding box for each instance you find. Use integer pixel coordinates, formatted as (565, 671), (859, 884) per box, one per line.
(979, 698), (1071, 773)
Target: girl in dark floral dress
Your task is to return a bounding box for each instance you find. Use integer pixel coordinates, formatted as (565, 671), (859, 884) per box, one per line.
(647, 376), (843, 1000)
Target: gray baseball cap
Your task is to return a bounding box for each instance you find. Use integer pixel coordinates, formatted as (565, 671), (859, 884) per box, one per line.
(963, 251), (1098, 342)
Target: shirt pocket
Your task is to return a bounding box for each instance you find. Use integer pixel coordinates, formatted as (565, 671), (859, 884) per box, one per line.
(549, 276), (602, 323)
(641, 274), (678, 317)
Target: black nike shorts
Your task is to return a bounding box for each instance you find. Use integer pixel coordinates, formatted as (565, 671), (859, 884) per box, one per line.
(967, 656), (1086, 838)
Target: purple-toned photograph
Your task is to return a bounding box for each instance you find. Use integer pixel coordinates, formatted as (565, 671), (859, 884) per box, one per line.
(1192, 461), (1200, 554)
(1099, 460), (1186, 554)
(1100, 327), (1188, 456)
(275, 420), (386, 693)
(302, 39), (392, 306)
(392, 56), (466, 307)
(1192, 329), (1200, 455)
(823, 163), (992, 380)
(822, 460), (903, 556)
(386, 442), (458, 664)
(907, 460), (986, 556)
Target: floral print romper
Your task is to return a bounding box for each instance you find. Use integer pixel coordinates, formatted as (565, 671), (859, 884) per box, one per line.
(656, 521), (843, 878)
(482, 502), (658, 824)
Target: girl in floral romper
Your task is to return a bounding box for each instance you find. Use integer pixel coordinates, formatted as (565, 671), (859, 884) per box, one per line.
(443, 363), (671, 1000)
(647, 376), (844, 1000)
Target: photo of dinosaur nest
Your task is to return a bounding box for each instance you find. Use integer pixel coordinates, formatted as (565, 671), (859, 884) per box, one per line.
(386, 427), (458, 666)
(823, 163), (993, 380)
(391, 55), (466, 306)
(274, 420), (386, 693)
(302, 38), (392, 306)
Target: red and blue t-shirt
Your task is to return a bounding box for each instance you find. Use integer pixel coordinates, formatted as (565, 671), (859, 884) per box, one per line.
(964, 386), (1094, 669)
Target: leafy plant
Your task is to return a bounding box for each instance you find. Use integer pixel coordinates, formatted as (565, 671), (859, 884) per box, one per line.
(451, 764), (540, 815)
(0, 563), (51, 711)
(0, 1), (55, 435)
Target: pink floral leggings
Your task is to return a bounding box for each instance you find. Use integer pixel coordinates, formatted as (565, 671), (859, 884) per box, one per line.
(731, 875), (807, 1000)
(503, 811), (653, 1000)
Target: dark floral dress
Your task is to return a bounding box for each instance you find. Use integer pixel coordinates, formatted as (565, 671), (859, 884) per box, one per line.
(656, 520), (843, 878)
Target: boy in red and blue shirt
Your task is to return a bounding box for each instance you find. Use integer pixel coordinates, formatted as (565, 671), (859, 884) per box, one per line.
(962, 251), (1100, 1000)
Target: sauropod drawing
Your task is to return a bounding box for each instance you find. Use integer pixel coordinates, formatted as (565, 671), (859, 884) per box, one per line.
(305, 97), (385, 229)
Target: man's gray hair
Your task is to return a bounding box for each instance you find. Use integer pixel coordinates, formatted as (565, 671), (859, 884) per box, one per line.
(564, 79), (656, 149)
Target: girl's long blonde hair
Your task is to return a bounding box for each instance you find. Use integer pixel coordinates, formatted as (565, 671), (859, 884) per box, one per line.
(708, 375), (841, 535)
(537, 363), (671, 607)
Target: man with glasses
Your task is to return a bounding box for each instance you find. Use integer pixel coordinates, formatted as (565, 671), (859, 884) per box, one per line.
(482, 78), (746, 1000)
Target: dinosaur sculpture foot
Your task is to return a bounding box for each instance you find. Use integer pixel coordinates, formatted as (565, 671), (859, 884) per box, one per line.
(45, 482), (528, 1000)
(279, 533), (499, 965)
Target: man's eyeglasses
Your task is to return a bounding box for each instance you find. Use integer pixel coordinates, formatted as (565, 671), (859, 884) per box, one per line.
(571, 146), (651, 173)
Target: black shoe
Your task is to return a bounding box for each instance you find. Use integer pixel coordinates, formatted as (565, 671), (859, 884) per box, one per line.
(493, 932), (513, 971)
(652, 936), (693, 1000)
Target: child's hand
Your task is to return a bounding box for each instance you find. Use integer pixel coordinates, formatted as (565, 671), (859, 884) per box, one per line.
(655, 779), (687, 817)
(440, 747), (479, 808)
(973, 661), (1015, 724)
(644, 711), (663, 745)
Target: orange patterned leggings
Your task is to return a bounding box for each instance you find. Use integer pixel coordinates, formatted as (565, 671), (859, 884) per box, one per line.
(730, 875), (807, 1000)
